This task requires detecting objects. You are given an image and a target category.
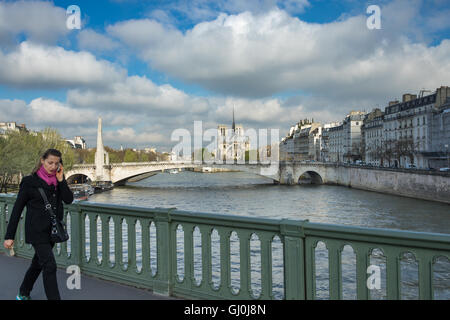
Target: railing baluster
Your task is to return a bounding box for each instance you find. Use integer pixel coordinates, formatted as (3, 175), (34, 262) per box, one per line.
(281, 220), (306, 300)
(154, 211), (173, 296)
(128, 217), (137, 272)
(239, 230), (251, 298)
(259, 233), (273, 300)
(81, 211), (87, 263)
(385, 247), (401, 300)
(90, 213), (97, 265)
(417, 250), (434, 300)
(0, 201), (5, 248)
(18, 211), (24, 248)
(328, 241), (343, 300)
(355, 245), (370, 300)
(61, 210), (68, 259)
(4, 201), (10, 222)
(114, 216), (122, 270)
(101, 214), (109, 268)
(184, 223), (194, 288)
(218, 227), (231, 297)
(70, 205), (83, 266)
(199, 225), (212, 290)
(141, 219), (151, 274)
(305, 238), (316, 299)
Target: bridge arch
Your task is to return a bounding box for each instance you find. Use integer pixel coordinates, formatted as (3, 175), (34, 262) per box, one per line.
(111, 165), (198, 185)
(297, 171), (323, 184)
(66, 172), (95, 184)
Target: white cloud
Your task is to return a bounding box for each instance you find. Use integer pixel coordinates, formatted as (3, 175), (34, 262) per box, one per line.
(104, 127), (166, 144)
(0, 1), (69, 47)
(28, 98), (98, 125)
(67, 75), (210, 115)
(213, 97), (295, 124)
(0, 99), (28, 121)
(0, 41), (126, 89)
(107, 7), (450, 101)
(149, 0), (310, 24)
(77, 29), (120, 52)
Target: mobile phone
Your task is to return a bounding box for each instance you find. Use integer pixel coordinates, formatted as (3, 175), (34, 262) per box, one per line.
(57, 164), (61, 172)
(5, 246), (15, 257)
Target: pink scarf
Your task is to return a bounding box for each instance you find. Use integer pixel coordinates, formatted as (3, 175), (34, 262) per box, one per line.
(37, 164), (58, 190)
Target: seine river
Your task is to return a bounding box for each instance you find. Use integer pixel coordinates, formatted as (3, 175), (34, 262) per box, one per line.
(82, 171), (450, 300)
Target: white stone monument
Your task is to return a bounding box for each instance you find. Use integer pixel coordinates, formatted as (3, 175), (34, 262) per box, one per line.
(94, 117), (110, 182)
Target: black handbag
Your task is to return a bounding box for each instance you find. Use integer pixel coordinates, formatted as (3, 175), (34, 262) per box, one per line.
(38, 188), (70, 243)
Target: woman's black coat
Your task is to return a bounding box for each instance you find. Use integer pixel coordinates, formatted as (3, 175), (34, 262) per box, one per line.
(4, 172), (74, 244)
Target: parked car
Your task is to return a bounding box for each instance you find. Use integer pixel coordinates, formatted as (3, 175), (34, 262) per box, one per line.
(405, 164), (417, 169)
(439, 167), (450, 172)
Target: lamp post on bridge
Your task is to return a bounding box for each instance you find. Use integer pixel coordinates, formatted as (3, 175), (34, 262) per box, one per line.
(446, 144), (449, 169)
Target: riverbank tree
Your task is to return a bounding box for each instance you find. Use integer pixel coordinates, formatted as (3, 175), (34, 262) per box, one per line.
(0, 128), (74, 193)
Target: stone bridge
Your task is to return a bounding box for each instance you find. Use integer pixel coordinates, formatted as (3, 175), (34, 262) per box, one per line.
(66, 161), (283, 186)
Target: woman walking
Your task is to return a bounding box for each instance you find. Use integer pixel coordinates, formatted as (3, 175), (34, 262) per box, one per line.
(3, 149), (74, 300)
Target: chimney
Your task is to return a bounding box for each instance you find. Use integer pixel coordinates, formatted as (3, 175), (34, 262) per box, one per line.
(389, 100), (399, 106)
(436, 86), (450, 109)
(402, 94), (417, 102)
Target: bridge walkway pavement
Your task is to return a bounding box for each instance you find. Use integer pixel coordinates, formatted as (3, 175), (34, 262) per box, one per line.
(0, 252), (180, 300)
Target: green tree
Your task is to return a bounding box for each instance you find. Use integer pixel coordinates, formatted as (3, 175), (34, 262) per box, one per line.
(148, 151), (157, 161)
(138, 152), (150, 162)
(0, 127), (75, 192)
(123, 149), (138, 162)
(38, 127), (75, 170)
(73, 148), (95, 164)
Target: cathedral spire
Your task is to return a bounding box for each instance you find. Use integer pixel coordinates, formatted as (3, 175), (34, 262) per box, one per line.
(232, 105), (236, 132)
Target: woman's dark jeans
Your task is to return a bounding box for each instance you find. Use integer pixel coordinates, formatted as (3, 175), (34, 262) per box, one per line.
(19, 242), (61, 300)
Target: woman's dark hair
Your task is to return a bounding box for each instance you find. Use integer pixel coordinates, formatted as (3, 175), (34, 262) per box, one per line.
(31, 148), (63, 174)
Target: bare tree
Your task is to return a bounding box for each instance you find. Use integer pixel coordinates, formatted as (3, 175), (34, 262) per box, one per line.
(395, 137), (418, 166)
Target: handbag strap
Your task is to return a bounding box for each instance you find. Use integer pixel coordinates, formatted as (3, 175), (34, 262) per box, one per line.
(38, 187), (56, 218)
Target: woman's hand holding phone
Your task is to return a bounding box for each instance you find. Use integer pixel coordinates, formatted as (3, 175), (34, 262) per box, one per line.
(56, 164), (64, 182)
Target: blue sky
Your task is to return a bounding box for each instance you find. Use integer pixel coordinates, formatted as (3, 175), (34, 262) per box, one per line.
(0, 0), (449, 150)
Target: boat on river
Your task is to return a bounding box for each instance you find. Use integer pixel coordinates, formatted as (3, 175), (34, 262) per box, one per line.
(69, 183), (94, 201)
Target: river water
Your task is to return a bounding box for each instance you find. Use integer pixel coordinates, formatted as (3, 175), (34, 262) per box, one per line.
(80, 171), (450, 300)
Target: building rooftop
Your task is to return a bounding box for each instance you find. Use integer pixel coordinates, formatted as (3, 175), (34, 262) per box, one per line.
(385, 93), (436, 115)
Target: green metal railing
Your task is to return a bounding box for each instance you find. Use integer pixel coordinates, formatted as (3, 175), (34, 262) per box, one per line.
(1, 193), (449, 300)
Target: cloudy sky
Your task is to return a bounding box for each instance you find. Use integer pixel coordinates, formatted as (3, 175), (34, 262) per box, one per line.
(0, 0), (449, 151)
